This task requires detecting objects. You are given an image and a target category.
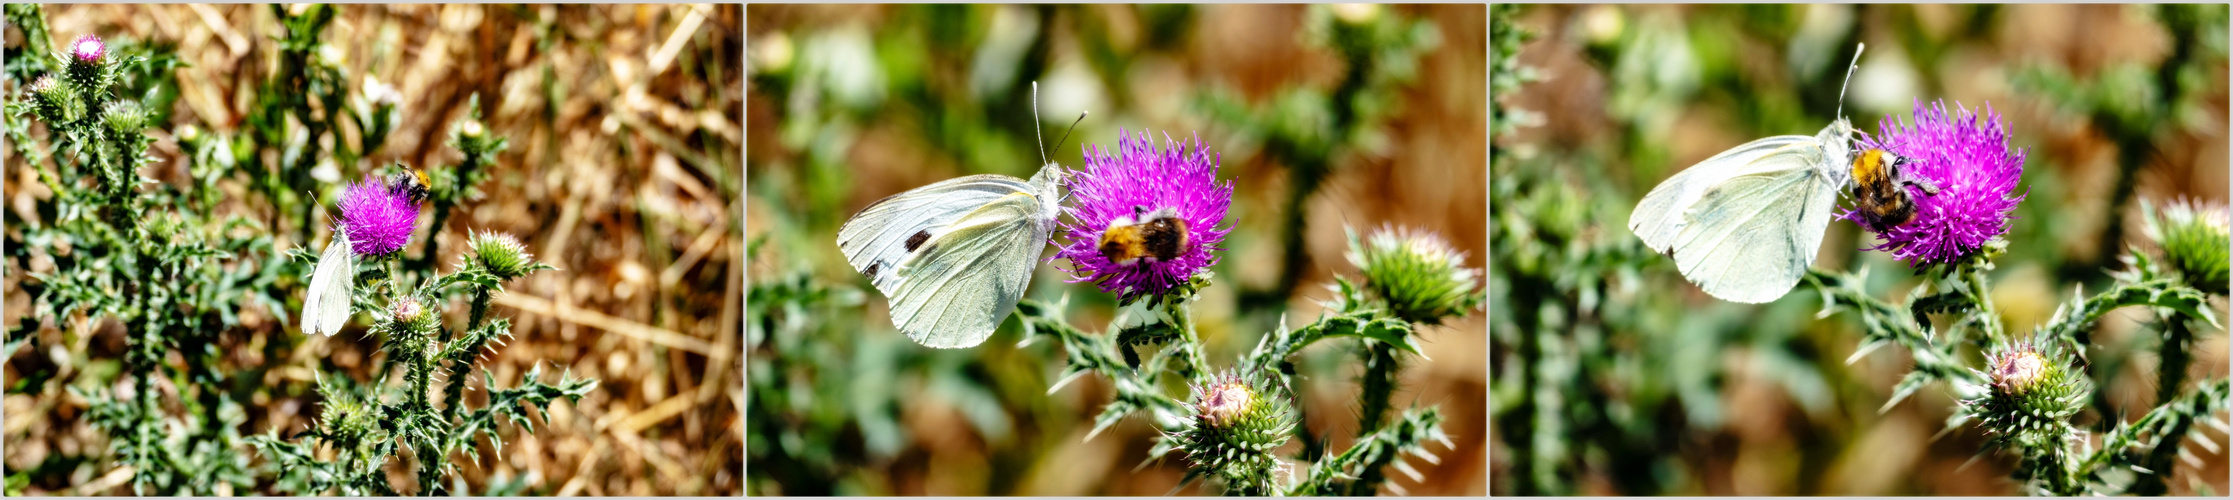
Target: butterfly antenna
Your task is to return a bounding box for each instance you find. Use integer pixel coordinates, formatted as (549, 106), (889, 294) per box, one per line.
(305, 190), (330, 240)
(1033, 81), (1048, 166)
(1836, 42), (1865, 120)
(1053, 111), (1087, 162)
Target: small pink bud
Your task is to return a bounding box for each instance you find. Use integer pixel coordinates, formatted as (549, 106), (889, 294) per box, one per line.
(70, 35), (106, 64)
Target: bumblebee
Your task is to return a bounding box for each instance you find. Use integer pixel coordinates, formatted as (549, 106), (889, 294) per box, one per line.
(1848, 148), (1940, 231)
(1097, 206), (1189, 266)
(387, 167), (433, 205)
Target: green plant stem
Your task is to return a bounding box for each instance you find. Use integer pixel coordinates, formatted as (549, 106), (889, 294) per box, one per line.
(1962, 266), (2005, 341)
(2156, 314), (2195, 407)
(2035, 437), (2084, 496)
(1356, 340), (1401, 431)
(2133, 314), (2199, 495)
(1172, 301), (1207, 382)
(465, 286), (493, 335)
(1346, 339), (1402, 495)
(441, 287), (495, 422)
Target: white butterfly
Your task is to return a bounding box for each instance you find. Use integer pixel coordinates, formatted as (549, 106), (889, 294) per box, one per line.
(1628, 43), (1876, 303)
(835, 83), (1076, 348)
(837, 166), (1066, 348)
(300, 223), (356, 336)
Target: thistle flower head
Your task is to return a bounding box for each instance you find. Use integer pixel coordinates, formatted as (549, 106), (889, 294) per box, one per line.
(391, 297), (423, 323)
(1842, 99), (2028, 267)
(1056, 129), (1233, 302)
(65, 35), (108, 93)
(100, 100), (147, 135)
(26, 75), (59, 98)
(26, 76), (81, 123)
(2143, 197), (2230, 293)
(1171, 369), (1295, 495)
(1963, 337), (2091, 450)
(468, 230), (537, 279)
(389, 296), (439, 335)
(315, 379), (378, 445)
(1990, 349), (2047, 395)
(69, 34), (105, 66)
(336, 174), (422, 256)
(1348, 225), (1482, 324)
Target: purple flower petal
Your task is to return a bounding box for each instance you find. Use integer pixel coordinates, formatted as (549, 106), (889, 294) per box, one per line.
(1842, 99), (2028, 265)
(1056, 129), (1234, 299)
(336, 174), (421, 256)
(70, 35), (105, 65)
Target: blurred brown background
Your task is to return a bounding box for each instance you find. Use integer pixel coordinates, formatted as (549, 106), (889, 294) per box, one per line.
(5, 4), (742, 495)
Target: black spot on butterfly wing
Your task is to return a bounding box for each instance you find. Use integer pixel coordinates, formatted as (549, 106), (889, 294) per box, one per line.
(905, 230), (932, 252)
(864, 262), (881, 279)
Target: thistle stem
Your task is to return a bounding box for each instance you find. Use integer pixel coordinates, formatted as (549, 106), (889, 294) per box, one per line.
(2155, 313), (2194, 406)
(1171, 301), (1207, 383)
(1963, 266), (2005, 341)
(1347, 339), (1402, 495)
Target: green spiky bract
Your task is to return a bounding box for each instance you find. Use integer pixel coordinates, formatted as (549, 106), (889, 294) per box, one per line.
(1348, 225), (1482, 325)
(467, 230), (541, 279)
(1961, 335), (2094, 494)
(2144, 198), (2230, 293)
(1171, 368), (1297, 496)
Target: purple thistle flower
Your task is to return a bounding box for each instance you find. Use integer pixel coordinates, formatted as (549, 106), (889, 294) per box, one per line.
(336, 174), (421, 256)
(1056, 129), (1234, 300)
(69, 35), (105, 65)
(1842, 99), (2028, 266)
(66, 35), (107, 91)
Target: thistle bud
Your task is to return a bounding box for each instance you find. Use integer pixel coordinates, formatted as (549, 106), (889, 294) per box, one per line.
(1962, 337), (2091, 450)
(67, 34), (105, 76)
(27, 76), (83, 124)
(1347, 225), (1483, 324)
(468, 230), (538, 279)
(1989, 349), (2047, 395)
(389, 296), (439, 335)
(392, 297), (423, 323)
(319, 391), (377, 446)
(1171, 369), (1295, 495)
(100, 100), (147, 135)
(460, 120), (484, 139)
(2144, 198), (2230, 293)
(64, 35), (110, 99)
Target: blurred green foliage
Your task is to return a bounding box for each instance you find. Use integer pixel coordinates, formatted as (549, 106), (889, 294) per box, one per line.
(1492, 4), (2231, 495)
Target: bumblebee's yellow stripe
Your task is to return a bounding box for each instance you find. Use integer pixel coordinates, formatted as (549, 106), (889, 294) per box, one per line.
(1851, 149), (1890, 186)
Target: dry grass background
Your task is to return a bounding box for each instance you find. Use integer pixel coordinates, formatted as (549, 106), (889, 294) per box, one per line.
(5, 4), (742, 495)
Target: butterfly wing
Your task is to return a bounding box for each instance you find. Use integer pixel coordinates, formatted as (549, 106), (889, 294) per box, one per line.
(883, 189), (1054, 348)
(1629, 134), (1815, 253)
(301, 227), (356, 336)
(1663, 138), (1843, 303)
(837, 174), (1037, 296)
